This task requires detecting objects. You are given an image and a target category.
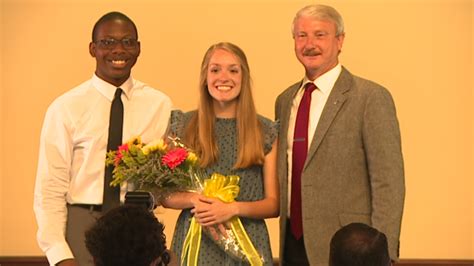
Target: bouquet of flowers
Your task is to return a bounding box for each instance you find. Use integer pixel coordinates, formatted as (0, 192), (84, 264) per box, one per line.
(106, 136), (263, 266)
(105, 136), (201, 200)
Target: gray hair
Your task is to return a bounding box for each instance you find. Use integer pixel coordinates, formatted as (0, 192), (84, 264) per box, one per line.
(292, 4), (345, 37)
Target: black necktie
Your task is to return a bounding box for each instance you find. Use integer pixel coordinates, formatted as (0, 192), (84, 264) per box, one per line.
(103, 88), (123, 212)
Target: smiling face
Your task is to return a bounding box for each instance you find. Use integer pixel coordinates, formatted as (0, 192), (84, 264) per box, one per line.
(206, 48), (242, 114)
(294, 16), (344, 80)
(89, 18), (140, 87)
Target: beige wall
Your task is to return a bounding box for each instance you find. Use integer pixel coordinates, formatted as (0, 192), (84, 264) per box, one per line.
(1, 0), (473, 259)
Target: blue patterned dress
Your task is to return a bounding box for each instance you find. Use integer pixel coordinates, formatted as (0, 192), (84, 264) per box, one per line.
(169, 110), (278, 266)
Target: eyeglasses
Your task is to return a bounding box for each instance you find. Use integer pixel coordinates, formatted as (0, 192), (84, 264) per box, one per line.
(94, 38), (138, 50)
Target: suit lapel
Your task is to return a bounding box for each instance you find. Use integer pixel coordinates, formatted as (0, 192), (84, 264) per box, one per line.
(304, 68), (352, 169)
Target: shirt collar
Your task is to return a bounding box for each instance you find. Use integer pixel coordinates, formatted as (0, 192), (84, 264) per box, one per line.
(301, 63), (342, 95)
(92, 74), (134, 101)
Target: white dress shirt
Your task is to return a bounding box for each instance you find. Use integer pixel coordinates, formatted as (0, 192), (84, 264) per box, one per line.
(33, 74), (173, 265)
(286, 64), (342, 214)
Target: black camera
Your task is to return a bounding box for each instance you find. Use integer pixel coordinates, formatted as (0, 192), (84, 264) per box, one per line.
(124, 191), (155, 211)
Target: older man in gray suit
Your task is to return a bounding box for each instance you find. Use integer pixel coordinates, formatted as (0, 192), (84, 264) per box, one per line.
(275, 4), (405, 266)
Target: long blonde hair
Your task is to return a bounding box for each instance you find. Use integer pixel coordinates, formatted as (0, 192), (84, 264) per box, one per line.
(184, 42), (264, 169)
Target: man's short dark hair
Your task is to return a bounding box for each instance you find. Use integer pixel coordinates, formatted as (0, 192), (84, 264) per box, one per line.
(92, 11), (138, 42)
(329, 222), (391, 266)
(85, 204), (167, 266)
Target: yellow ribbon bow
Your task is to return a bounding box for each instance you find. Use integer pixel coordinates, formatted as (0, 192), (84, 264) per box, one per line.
(181, 173), (263, 266)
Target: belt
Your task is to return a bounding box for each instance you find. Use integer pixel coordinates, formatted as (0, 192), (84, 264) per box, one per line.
(69, 203), (102, 212)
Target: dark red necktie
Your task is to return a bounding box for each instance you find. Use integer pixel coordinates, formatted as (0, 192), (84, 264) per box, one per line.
(291, 82), (316, 239)
(103, 88), (123, 212)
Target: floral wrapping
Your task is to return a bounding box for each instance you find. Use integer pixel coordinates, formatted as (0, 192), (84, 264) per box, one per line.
(181, 173), (263, 266)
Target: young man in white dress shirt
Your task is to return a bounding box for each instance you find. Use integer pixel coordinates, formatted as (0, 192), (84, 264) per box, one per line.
(33, 12), (173, 266)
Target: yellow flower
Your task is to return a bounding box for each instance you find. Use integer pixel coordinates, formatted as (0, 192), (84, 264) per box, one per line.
(186, 151), (198, 165)
(142, 139), (167, 155)
(127, 136), (142, 147)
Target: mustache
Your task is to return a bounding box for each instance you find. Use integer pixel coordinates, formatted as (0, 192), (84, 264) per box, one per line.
(302, 49), (321, 56)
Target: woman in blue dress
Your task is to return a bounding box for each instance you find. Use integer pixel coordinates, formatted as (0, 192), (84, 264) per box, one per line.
(162, 42), (279, 266)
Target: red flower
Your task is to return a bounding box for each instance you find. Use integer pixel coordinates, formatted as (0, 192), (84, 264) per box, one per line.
(114, 144), (129, 166)
(162, 148), (188, 169)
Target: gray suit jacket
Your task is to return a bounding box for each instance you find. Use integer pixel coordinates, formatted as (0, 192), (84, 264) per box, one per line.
(275, 67), (405, 265)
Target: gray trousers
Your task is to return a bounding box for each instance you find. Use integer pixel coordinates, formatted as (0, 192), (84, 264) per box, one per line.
(66, 204), (102, 266)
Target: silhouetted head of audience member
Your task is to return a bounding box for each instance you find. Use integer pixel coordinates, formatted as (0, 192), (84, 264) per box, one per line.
(85, 204), (169, 266)
(329, 222), (392, 266)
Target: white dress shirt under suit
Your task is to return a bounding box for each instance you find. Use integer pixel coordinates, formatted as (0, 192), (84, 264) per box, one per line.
(34, 74), (173, 265)
(286, 64), (342, 213)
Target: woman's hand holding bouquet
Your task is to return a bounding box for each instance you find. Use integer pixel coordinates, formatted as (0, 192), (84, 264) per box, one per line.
(191, 196), (233, 241)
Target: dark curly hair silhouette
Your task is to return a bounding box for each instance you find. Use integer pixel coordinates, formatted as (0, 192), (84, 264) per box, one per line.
(85, 204), (169, 266)
(329, 222), (391, 266)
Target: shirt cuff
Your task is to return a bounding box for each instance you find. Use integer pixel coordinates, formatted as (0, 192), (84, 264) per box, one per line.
(45, 242), (74, 266)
